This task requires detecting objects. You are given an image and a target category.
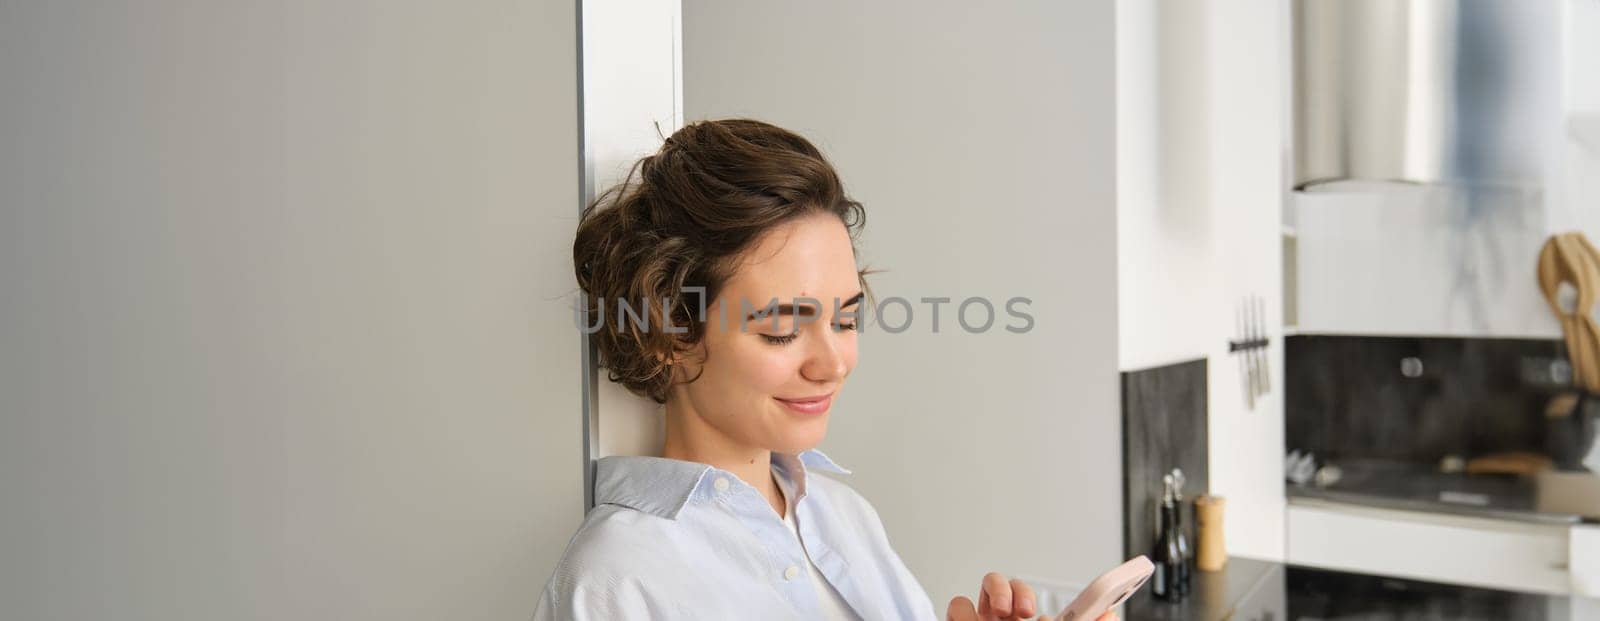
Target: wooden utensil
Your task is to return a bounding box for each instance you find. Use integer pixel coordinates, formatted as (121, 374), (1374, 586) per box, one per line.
(1537, 232), (1600, 393)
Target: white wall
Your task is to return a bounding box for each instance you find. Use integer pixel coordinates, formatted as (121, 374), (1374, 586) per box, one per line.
(683, 0), (1122, 601)
(0, 2), (583, 619)
(1116, 0), (1219, 372)
(1203, 0), (1290, 562)
(581, 0), (679, 461)
(583, 0), (681, 191)
(1116, 0), (1288, 561)
(1552, 0), (1600, 259)
(1293, 186), (1560, 338)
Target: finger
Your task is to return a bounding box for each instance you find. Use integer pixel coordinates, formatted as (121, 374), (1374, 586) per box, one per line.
(1008, 578), (1036, 619)
(980, 572), (1012, 619)
(1096, 611), (1119, 621)
(947, 595), (979, 621)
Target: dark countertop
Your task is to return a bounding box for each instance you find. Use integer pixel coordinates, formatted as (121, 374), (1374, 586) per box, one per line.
(1282, 564), (1580, 620)
(1124, 557), (1281, 621)
(1124, 557), (1587, 620)
(1284, 458), (1600, 524)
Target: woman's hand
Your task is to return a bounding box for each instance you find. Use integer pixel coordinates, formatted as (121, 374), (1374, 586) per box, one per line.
(945, 572), (1119, 621)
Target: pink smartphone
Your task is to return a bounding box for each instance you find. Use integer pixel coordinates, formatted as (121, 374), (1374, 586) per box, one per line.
(1056, 556), (1154, 621)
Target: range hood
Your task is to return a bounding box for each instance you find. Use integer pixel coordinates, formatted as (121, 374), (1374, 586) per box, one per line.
(1293, 0), (1562, 192)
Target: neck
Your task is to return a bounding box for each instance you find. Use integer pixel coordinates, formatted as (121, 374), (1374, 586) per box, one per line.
(661, 399), (786, 518)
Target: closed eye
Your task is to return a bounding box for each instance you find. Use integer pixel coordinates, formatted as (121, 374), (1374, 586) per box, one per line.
(761, 333), (798, 345)
(764, 321), (857, 345)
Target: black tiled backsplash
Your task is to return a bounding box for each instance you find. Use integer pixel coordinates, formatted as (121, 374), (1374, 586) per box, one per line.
(1285, 334), (1570, 465)
(1122, 358), (1208, 559)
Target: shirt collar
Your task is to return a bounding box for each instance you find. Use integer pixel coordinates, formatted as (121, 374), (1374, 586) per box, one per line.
(594, 449), (850, 520)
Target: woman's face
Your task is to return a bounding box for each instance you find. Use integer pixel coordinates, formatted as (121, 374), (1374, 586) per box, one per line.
(669, 211), (862, 455)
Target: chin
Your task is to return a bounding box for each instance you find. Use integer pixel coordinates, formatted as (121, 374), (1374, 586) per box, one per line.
(772, 421), (829, 455)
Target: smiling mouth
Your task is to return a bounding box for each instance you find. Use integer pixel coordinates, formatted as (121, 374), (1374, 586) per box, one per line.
(775, 393), (833, 415)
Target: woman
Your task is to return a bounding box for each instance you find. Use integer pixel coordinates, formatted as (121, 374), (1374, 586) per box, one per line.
(537, 119), (1113, 621)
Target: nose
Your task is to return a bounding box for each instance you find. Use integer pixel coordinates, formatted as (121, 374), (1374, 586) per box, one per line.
(800, 327), (851, 383)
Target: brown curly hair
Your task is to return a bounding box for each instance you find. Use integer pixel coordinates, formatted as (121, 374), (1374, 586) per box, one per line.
(573, 119), (869, 404)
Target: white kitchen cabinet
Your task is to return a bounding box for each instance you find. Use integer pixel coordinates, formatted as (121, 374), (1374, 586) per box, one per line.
(1287, 498), (1572, 595)
(1571, 524), (1600, 597)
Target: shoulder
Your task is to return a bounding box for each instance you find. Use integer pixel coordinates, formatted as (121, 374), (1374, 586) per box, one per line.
(551, 504), (675, 576)
(538, 504), (682, 616)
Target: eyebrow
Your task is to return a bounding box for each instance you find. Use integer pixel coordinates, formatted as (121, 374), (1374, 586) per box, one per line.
(743, 292), (866, 321)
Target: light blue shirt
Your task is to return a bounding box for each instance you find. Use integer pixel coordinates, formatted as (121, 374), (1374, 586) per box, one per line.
(534, 450), (938, 620)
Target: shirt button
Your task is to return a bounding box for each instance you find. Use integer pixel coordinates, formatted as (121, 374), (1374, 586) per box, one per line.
(713, 477), (730, 493)
(783, 565), (800, 581)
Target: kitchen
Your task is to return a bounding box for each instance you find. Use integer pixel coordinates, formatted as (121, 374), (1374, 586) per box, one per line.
(4, 0), (1600, 619)
(1119, 0), (1600, 618)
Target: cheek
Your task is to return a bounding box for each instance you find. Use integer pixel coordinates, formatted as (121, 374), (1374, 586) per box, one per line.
(737, 345), (804, 394)
(705, 337), (802, 397)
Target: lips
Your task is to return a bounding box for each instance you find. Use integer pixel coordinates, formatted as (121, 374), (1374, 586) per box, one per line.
(775, 393), (833, 415)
